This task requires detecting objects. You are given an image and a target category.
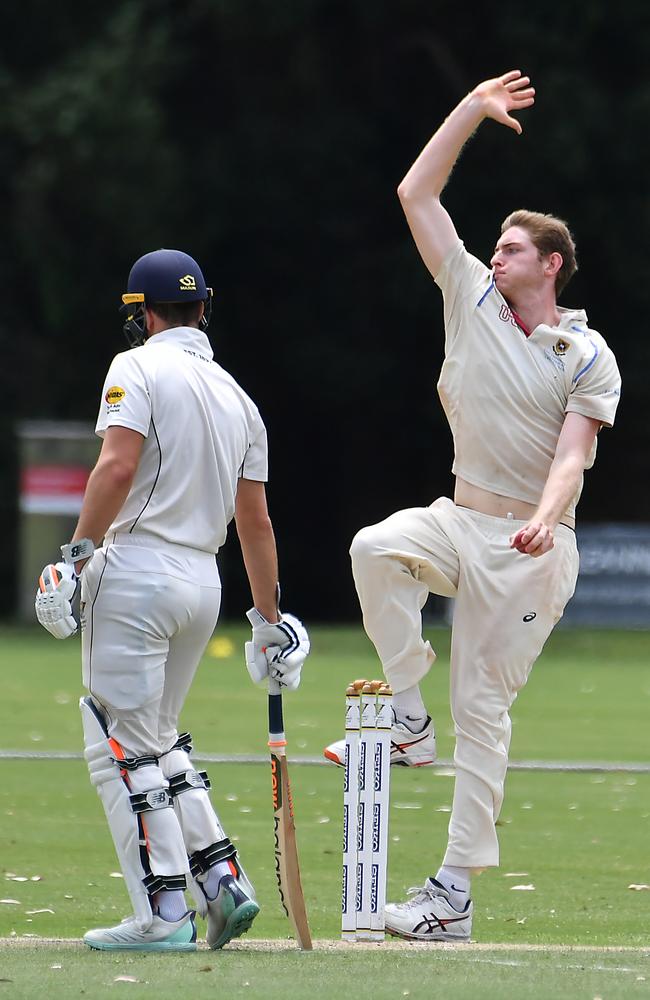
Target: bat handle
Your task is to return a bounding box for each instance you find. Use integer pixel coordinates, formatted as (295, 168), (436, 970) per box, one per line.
(268, 676), (285, 743)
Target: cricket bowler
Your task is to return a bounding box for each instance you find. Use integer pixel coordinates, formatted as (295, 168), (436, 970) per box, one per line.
(325, 70), (621, 941)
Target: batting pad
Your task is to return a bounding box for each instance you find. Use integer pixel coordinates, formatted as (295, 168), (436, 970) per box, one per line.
(160, 748), (225, 854)
(80, 697), (189, 930)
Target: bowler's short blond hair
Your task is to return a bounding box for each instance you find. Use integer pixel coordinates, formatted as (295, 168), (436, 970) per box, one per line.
(501, 209), (578, 296)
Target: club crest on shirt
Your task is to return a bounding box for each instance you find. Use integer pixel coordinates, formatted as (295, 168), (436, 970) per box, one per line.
(553, 338), (570, 357)
(544, 348), (565, 373)
(105, 385), (126, 411)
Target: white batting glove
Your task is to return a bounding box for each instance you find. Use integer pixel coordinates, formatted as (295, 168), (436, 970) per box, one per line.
(35, 562), (79, 639)
(244, 608), (310, 691)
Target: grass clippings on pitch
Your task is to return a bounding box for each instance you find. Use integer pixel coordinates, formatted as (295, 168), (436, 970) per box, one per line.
(0, 942), (649, 1000)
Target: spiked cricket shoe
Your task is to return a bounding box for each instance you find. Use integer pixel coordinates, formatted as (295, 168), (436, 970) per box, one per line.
(203, 873), (260, 950)
(385, 879), (472, 941)
(83, 910), (197, 951)
(323, 715), (436, 768)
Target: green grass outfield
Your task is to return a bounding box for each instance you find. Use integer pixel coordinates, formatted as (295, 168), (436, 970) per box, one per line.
(1, 624), (649, 999)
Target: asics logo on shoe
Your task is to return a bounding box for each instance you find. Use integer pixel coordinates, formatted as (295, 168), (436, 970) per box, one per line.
(413, 913), (468, 934)
(391, 733), (430, 755)
(522, 611), (537, 622)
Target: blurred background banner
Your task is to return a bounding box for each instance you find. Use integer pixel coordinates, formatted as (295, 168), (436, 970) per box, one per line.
(17, 422), (98, 620)
(1, 0), (647, 622)
(563, 524), (650, 628)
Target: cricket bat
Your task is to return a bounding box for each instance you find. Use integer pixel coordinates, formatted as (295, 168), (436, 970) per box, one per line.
(268, 676), (313, 950)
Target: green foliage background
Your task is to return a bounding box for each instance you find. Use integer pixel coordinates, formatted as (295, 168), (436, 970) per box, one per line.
(1, 1), (648, 619)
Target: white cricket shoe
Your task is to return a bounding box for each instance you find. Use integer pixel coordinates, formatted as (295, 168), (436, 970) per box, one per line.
(323, 715), (436, 768)
(385, 879), (472, 941)
(201, 872), (260, 950)
(83, 910), (197, 952)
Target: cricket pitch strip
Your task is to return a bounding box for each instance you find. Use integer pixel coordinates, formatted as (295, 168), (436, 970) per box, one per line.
(1, 937), (649, 954)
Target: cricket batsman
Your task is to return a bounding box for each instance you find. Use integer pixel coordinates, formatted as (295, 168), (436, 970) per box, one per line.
(35, 248), (309, 951)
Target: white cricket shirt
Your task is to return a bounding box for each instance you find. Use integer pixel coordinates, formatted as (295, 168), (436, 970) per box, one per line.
(435, 241), (621, 517)
(95, 327), (268, 553)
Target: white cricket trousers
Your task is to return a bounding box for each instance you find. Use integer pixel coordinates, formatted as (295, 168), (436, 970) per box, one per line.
(81, 532), (221, 755)
(350, 497), (579, 868)
(80, 531), (226, 888)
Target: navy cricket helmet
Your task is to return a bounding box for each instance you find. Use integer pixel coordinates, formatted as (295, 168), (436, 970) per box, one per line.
(120, 248), (213, 347)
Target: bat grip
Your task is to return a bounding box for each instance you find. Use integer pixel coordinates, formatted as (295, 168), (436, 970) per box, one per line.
(268, 677), (285, 737)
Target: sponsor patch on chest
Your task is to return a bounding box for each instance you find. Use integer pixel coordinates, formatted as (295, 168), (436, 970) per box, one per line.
(544, 337), (572, 373)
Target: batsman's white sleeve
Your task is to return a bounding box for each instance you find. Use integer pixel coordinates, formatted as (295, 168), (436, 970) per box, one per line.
(95, 350), (152, 438)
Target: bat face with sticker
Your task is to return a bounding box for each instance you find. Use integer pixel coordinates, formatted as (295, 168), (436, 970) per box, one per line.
(267, 676), (312, 950)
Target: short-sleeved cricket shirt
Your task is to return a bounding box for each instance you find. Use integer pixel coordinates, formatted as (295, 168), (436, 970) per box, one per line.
(95, 327), (268, 553)
(434, 241), (621, 517)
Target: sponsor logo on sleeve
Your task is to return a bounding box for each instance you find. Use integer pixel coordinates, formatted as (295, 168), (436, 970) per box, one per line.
(105, 386), (126, 411)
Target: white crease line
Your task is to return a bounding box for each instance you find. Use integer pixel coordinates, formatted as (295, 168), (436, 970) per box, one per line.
(1, 750), (649, 774)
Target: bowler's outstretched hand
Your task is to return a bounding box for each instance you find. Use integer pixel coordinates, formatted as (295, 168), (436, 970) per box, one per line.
(474, 70), (535, 134)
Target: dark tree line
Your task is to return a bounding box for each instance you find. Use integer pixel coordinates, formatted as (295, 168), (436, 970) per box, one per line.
(1, 0), (648, 620)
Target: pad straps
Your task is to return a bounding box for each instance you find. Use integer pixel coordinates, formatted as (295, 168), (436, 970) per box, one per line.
(189, 837), (238, 878)
(168, 769), (211, 796)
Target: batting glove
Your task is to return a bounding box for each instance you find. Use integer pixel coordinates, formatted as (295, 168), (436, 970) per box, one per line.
(35, 562), (79, 639)
(244, 608), (310, 691)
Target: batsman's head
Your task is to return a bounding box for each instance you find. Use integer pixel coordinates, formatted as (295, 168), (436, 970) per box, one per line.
(121, 248), (213, 347)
